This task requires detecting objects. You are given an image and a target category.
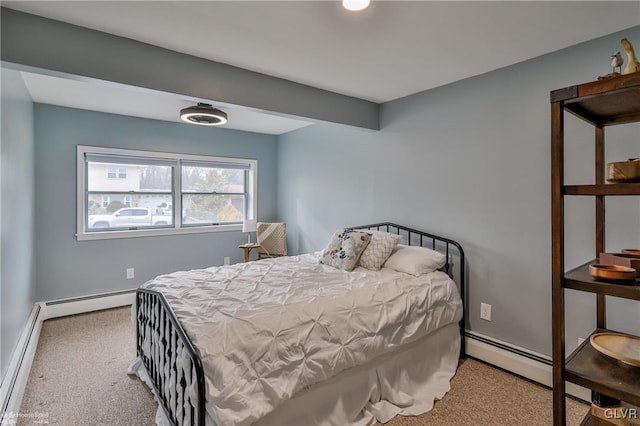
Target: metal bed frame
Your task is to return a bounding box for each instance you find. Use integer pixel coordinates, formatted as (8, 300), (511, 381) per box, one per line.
(136, 222), (466, 426)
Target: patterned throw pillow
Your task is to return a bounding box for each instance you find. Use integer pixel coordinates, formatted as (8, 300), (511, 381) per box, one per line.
(357, 230), (402, 271)
(320, 229), (372, 271)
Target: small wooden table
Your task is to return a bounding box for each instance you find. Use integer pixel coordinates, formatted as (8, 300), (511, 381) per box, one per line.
(238, 242), (261, 262)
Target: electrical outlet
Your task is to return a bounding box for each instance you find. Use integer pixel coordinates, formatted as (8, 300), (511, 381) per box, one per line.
(126, 268), (135, 279)
(223, 256), (230, 265)
(480, 303), (492, 321)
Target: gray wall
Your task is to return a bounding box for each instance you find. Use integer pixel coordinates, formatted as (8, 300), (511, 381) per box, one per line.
(278, 26), (640, 357)
(34, 104), (278, 301)
(1, 69), (36, 378)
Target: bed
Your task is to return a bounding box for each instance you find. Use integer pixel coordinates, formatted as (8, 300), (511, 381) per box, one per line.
(130, 222), (466, 426)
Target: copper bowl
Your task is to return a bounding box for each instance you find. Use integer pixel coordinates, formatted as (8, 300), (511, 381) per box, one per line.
(621, 249), (640, 258)
(589, 264), (637, 282)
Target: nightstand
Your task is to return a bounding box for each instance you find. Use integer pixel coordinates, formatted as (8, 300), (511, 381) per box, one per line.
(238, 243), (261, 262)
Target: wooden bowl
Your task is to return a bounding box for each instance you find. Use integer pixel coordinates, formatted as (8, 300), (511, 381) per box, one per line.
(589, 264), (637, 282)
(606, 159), (640, 183)
(621, 249), (640, 258)
(590, 332), (640, 367)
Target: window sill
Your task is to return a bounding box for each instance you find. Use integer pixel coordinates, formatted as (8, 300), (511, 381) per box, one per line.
(76, 223), (242, 241)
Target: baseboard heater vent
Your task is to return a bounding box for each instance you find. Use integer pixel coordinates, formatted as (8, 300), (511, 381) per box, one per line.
(465, 331), (551, 366)
(1, 303), (41, 419)
(45, 289), (136, 306)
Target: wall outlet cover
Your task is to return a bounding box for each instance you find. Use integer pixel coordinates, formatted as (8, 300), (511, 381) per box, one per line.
(480, 302), (492, 321)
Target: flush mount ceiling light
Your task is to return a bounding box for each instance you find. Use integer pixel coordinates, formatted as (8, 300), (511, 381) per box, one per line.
(180, 103), (228, 126)
(342, 0), (370, 11)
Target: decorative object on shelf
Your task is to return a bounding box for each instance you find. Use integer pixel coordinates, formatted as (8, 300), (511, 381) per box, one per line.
(598, 51), (624, 80)
(588, 263), (637, 282)
(622, 249), (640, 258)
(606, 158), (640, 183)
(590, 332), (640, 367)
(621, 38), (640, 75)
(600, 252), (640, 271)
(611, 51), (624, 73)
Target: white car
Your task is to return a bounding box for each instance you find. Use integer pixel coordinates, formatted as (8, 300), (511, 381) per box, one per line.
(88, 207), (172, 229)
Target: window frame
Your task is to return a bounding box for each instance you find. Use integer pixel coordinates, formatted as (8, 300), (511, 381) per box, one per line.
(76, 145), (257, 241)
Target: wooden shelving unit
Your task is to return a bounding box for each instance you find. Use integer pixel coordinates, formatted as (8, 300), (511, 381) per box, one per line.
(551, 73), (640, 426)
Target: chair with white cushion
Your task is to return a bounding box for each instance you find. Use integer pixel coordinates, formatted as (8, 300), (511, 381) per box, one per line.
(257, 222), (287, 259)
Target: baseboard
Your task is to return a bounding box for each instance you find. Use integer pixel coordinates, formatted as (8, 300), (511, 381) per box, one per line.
(39, 289), (136, 321)
(466, 331), (591, 402)
(0, 304), (42, 424)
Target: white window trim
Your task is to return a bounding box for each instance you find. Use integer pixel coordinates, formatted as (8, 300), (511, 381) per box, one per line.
(76, 145), (258, 241)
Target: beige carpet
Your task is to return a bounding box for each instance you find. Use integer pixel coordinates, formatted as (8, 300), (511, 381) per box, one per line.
(18, 307), (156, 425)
(18, 306), (589, 425)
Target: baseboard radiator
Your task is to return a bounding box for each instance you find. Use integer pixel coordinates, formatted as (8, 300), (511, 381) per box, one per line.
(465, 331), (590, 401)
(0, 304), (41, 425)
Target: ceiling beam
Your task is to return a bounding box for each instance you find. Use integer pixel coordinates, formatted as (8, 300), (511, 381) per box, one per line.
(1, 8), (379, 130)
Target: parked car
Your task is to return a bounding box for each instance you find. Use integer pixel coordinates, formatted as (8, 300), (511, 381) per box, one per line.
(88, 207), (172, 229)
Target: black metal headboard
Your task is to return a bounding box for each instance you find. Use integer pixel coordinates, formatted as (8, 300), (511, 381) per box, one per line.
(349, 222), (466, 358)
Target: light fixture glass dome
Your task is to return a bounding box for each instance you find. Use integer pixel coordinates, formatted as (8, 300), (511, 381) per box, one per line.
(180, 103), (228, 126)
(342, 0), (370, 11)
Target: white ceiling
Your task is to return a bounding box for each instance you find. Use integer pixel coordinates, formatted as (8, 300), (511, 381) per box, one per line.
(4, 1), (640, 133)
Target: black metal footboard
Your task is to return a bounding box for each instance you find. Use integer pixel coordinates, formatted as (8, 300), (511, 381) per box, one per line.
(349, 222), (467, 359)
(136, 288), (206, 426)
(136, 222), (466, 425)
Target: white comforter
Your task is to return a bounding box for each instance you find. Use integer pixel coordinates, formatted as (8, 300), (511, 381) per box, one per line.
(141, 252), (462, 426)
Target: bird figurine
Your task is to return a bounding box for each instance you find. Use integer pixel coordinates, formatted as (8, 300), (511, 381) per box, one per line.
(621, 38), (640, 74)
(610, 51), (623, 74)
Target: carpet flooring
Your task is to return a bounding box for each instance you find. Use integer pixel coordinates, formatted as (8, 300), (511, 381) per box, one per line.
(18, 306), (589, 425)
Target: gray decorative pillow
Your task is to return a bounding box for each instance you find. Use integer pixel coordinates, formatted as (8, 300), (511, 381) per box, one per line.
(357, 230), (402, 270)
(320, 229), (372, 271)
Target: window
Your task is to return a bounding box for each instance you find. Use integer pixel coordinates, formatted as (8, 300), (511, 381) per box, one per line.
(106, 166), (127, 179)
(181, 162), (245, 226)
(77, 146), (257, 240)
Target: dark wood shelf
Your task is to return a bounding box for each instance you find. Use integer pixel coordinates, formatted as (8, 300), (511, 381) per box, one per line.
(564, 183), (640, 196)
(551, 73), (640, 126)
(566, 329), (640, 407)
(551, 75), (640, 425)
(564, 261), (640, 301)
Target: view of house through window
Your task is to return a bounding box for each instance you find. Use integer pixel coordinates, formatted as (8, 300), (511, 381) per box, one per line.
(78, 146), (256, 240)
(182, 163), (245, 225)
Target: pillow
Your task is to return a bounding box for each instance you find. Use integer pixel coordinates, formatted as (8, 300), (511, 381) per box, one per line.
(382, 244), (446, 276)
(357, 230), (402, 271)
(320, 229), (372, 271)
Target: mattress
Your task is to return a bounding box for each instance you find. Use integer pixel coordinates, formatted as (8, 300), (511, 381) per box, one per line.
(137, 252), (463, 425)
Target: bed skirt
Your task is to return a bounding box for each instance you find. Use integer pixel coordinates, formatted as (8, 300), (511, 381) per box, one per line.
(129, 322), (460, 425)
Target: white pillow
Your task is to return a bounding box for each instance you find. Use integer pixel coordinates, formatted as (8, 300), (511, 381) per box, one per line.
(357, 230), (402, 271)
(382, 244), (446, 276)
